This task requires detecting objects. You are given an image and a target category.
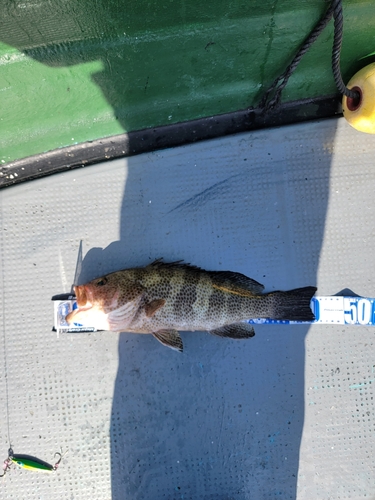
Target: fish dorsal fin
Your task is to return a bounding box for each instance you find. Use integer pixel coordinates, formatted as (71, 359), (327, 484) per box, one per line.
(149, 260), (264, 296)
(210, 271), (264, 297)
(153, 329), (183, 352)
(149, 259), (202, 272)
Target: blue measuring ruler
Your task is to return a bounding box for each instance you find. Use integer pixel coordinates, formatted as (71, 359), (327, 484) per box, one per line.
(246, 296), (375, 326)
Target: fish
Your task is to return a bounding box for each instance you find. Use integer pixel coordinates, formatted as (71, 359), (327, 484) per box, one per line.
(65, 259), (316, 351)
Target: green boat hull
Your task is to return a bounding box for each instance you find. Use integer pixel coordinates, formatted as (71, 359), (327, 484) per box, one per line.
(1, 0), (375, 167)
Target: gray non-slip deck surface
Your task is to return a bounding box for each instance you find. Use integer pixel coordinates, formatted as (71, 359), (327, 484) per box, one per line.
(1, 118), (375, 500)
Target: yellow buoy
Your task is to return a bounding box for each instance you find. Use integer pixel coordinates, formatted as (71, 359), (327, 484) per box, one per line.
(342, 63), (375, 134)
(342, 62), (375, 134)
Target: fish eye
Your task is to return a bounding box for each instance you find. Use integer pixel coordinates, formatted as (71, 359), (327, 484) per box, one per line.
(96, 277), (108, 287)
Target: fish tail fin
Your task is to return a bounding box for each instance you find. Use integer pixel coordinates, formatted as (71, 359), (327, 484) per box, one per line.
(267, 286), (317, 321)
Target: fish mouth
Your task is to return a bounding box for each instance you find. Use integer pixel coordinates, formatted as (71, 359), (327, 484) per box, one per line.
(74, 285), (91, 308)
(65, 285), (93, 325)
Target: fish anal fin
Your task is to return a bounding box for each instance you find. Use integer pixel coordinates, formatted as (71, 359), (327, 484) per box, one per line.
(144, 298), (166, 317)
(209, 323), (255, 339)
(153, 329), (183, 352)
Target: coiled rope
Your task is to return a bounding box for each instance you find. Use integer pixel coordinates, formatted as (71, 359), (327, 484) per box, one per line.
(331, 0), (358, 99)
(259, 0), (359, 113)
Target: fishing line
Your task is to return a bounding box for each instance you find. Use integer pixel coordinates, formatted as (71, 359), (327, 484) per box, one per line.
(1, 326), (12, 454)
(0, 214), (12, 451)
(0, 217), (65, 477)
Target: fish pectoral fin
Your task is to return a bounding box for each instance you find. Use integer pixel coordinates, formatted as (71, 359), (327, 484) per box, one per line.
(153, 329), (183, 352)
(209, 323), (255, 339)
(144, 298), (166, 317)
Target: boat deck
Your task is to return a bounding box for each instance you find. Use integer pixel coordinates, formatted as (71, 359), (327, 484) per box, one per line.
(1, 117), (375, 499)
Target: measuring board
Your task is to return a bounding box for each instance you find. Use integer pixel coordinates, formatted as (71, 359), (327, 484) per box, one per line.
(52, 295), (375, 333)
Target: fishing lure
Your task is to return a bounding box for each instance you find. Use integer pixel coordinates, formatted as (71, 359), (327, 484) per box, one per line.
(1, 448), (65, 477)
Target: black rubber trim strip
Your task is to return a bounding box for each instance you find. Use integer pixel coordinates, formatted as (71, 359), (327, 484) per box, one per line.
(0, 95), (341, 189)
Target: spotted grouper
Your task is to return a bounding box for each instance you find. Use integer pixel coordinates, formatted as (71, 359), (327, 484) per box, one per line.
(66, 259), (316, 351)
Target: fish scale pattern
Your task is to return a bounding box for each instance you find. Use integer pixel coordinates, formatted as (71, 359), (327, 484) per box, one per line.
(71, 262), (314, 337)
